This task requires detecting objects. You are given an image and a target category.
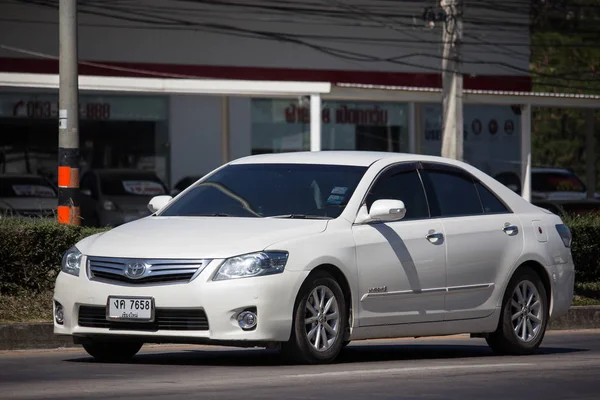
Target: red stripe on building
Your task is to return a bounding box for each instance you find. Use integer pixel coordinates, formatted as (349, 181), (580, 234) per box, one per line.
(0, 57), (533, 92)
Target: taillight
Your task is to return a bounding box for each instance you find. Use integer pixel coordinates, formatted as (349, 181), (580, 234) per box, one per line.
(555, 224), (572, 248)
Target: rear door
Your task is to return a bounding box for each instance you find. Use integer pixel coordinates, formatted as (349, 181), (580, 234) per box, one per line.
(419, 162), (524, 321)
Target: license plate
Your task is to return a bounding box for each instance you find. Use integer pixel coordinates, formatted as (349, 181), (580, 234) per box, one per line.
(106, 296), (154, 322)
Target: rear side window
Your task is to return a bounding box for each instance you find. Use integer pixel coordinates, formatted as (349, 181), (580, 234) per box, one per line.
(476, 182), (509, 214)
(422, 170), (483, 217)
(365, 169), (429, 220)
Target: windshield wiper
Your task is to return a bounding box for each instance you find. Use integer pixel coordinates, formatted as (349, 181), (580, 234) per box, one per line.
(268, 214), (332, 220)
(195, 213), (232, 217)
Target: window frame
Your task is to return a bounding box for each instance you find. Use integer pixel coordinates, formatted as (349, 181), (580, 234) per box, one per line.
(360, 161), (432, 222)
(474, 181), (513, 216)
(419, 161), (513, 218)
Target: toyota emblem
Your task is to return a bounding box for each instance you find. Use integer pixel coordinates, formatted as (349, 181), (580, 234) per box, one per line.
(125, 261), (147, 279)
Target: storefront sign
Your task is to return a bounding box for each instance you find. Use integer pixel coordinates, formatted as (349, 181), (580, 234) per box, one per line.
(0, 93), (168, 121)
(283, 104), (389, 126)
(11, 99), (111, 120)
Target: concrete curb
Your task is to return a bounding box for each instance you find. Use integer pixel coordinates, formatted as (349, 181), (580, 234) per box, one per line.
(548, 306), (600, 330)
(1, 306), (599, 351)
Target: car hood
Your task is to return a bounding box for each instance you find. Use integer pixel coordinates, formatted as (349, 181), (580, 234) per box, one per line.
(77, 216), (329, 259)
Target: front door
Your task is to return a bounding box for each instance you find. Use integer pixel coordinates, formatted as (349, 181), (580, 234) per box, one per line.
(353, 164), (447, 326)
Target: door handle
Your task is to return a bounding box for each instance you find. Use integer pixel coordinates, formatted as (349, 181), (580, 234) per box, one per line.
(503, 224), (519, 236)
(426, 232), (444, 244)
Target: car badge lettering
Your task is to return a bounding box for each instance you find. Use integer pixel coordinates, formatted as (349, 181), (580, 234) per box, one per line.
(125, 262), (147, 279)
(368, 286), (387, 293)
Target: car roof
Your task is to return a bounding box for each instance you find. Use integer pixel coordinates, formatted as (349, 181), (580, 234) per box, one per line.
(229, 151), (462, 168)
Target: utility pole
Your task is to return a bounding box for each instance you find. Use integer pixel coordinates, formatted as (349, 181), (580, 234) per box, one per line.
(57, 0), (80, 225)
(440, 0), (463, 160)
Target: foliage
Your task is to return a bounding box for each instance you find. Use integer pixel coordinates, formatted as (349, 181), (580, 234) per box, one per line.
(0, 291), (53, 322)
(0, 217), (108, 295)
(530, 0), (600, 187)
(562, 213), (600, 282)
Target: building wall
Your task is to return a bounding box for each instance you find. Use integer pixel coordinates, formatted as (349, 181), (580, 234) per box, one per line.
(169, 95), (222, 185)
(0, 0), (530, 86)
(168, 96), (253, 186)
(0, 0), (531, 188)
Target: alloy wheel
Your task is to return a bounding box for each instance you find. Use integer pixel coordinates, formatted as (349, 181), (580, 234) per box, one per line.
(304, 285), (340, 352)
(511, 280), (544, 343)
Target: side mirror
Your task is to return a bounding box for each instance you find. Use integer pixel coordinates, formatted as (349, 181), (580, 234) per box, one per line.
(148, 195), (173, 213)
(355, 199), (406, 224)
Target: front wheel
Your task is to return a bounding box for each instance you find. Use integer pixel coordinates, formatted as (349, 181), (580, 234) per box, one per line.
(82, 340), (143, 362)
(282, 272), (347, 364)
(486, 267), (549, 355)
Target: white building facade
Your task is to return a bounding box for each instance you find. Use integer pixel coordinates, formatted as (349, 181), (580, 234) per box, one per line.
(0, 0), (532, 188)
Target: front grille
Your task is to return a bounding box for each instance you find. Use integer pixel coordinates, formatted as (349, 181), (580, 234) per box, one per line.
(87, 256), (211, 285)
(78, 306), (210, 331)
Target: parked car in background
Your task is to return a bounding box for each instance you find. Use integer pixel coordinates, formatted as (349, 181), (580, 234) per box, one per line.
(531, 167), (599, 200)
(79, 169), (169, 227)
(171, 175), (203, 196)
(54, 151), (574, 364)
(0, 174), (57, 218)
(494, 168), (600, 202)
(533, 198), (600, 217)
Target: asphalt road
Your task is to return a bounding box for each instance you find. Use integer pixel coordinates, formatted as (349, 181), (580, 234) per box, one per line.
(1, 330), (600, 400)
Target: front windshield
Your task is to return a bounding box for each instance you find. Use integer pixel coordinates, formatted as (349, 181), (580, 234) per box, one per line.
(160, 163), (368, 219)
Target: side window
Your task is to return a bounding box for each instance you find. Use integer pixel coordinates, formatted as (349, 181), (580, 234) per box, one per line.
(365, 169), (429, 220)
(476, 182), (509, 214)
(422, 170), (483, 217)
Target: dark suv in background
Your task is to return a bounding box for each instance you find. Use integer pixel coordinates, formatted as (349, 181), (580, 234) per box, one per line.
(79, 169), (169, 227)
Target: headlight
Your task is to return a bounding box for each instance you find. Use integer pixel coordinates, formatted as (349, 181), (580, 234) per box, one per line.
(61, 247), (83, 277)
(213, 251), (289, 281)
(103, 200), (117, 211)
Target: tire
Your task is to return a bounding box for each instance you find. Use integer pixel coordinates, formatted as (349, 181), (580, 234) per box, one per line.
(82, 340), (143, 362)
(486, 266), (549, 355)
(281, 272), (348, 364)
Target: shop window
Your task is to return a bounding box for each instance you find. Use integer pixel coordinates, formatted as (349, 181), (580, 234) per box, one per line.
(420, 103), (522, 185)
(0, 93), (170, 187)
(250, 99), (409, 154)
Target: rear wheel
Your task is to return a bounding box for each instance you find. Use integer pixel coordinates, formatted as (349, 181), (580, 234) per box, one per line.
(82, 340), (143, 362)
(486, 267), (549, 355)
(282, 272), (347, 364)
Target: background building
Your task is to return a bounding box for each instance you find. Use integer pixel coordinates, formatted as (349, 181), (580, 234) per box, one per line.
(0, 0), (532, 189)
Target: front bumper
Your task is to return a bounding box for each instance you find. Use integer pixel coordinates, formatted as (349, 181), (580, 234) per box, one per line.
(53, 259), (308, 345)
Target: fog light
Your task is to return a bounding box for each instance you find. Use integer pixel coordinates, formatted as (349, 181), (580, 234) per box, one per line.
(237, 310), (257, 330)
(54, 302), (64, 325)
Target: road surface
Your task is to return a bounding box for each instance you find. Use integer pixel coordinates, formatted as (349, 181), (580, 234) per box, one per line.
(1, 330), (599, 399)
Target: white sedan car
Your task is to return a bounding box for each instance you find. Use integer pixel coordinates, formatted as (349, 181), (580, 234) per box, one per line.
(53, 151), (575, 364)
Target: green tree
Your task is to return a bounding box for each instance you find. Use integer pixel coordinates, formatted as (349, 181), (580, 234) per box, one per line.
(530, 0), (600, 185)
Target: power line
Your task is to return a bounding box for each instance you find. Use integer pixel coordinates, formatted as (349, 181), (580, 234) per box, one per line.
(4, 0), (599, 91)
